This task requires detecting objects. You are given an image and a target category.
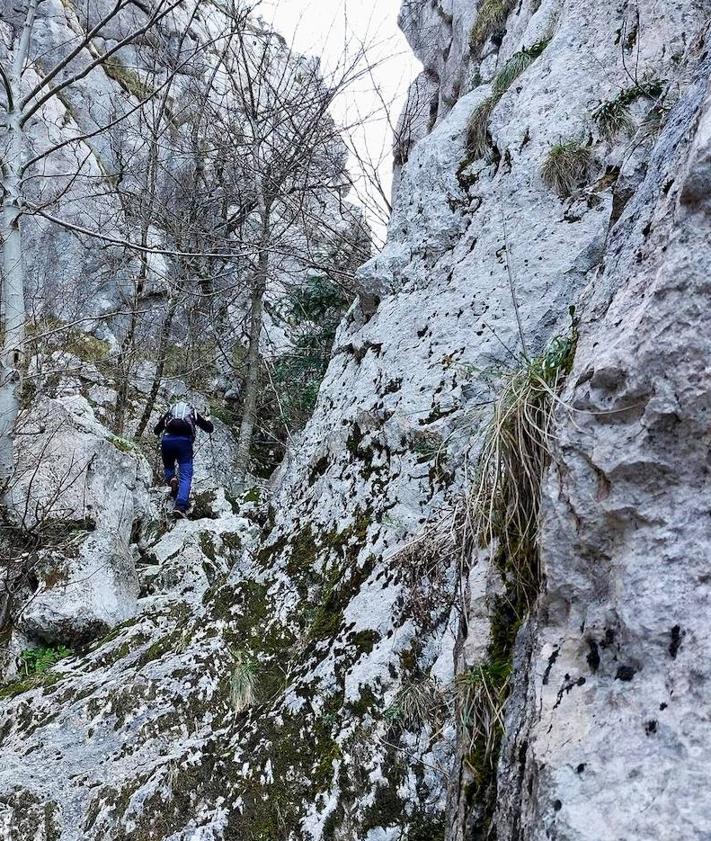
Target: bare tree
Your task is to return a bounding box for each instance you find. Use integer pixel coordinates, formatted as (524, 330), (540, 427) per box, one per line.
(207, 19), (373, 487)
(0, 0), (194, 483)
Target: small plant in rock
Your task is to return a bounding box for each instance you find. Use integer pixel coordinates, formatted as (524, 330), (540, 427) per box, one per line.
(457, 659), (512, 782)
(466, 40), (550, 160)
(638, 103), (668, 141)
(492, 39), (550, 97)
(466, 320), (578, 608)
(386, 676), (450, 731)
(541, 140), (592, 198)
(592, 99), (635, 141)
(470, 0), (516, 51)
(411, 429), (446, 464)
(108, 434), (137, 454)
(0, 644), (73, 699)
(103, 56), (153, 100)
(466, 96), (498, 160)
(229, 649), (258, 713)
(20, 645), (72, 677)
(593, 79), (665, 141)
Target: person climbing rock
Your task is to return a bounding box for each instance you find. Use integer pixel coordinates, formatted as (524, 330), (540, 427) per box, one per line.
(154, 401), (214, 518)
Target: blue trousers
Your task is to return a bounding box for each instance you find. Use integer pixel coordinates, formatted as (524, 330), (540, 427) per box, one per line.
(161, 434), (194, 510)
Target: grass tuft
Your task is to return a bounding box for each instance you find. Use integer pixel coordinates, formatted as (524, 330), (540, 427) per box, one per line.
(457, 660), (512, 781)
(466, 97), (498, 160)
(466, 40), (550, 160)
(592, 79), (665, 141)
(465, 325), (577, 608)
(453, 321), (577, 824)
(541, 140), (592, 198)
(592, 99), (635, 141)
(385, 676), (450, 731)
(492, 39), (550, 97)
(470, 0), (517, 52)
(229, 649), (258, 713)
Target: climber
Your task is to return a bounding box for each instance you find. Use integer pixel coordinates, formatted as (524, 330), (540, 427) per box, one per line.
(154, 401), (214, 518)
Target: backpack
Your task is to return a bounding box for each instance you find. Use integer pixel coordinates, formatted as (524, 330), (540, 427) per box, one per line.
(165, 401), (196, 436)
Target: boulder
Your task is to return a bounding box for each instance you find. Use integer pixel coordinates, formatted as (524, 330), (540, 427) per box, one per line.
(8, 395), (151, 644)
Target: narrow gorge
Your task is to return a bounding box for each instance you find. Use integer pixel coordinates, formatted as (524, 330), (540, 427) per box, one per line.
(1, 1), (710, 839)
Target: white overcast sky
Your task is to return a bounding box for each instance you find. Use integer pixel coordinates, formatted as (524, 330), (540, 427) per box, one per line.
(259, 0), (422, 244)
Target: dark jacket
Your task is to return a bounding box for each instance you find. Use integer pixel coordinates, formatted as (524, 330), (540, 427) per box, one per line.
(154, 407), (214, 439)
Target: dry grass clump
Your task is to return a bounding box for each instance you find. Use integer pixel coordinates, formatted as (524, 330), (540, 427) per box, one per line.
(465, 330), (577, 607)
(541, 140), (592, 198)
(466, 40), (550, 160)
(466, 96), (499, 160)
(470, 0), (517, 51)
(457, 659), (512, 781)
(385, 676), (451, 731)
(454, 327), (576, 792)
(229, 649), (258, 713)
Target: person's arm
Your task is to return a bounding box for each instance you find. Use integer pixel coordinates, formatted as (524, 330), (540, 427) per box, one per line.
(154, 414), (166, 435)
(195, 412), (214, 434)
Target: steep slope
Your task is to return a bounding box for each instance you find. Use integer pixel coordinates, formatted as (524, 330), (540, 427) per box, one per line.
(1, 1), (711, 840)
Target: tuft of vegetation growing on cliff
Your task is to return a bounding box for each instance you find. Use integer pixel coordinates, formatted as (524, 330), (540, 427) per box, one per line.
(541, 140), (592, 197)
(492, 39), (550, 96)
(456, 318), (578, 831)
(592, 78), (664, 140)
(0, 645), (72, 699)
(470, 0), (517, 52)
(466, 40), (550, 161)
(468, 326), (577, 605)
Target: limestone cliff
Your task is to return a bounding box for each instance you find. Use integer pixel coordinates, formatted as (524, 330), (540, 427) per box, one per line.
(1, 1), (711, 840)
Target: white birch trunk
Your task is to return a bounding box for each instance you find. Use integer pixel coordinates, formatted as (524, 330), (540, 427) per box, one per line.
(0, 0), (35, 485)
(0, 108), (26, 483)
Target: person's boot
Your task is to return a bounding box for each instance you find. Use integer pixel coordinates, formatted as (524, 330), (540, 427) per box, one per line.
(173, 505), (187, 519)
(168, 477), (178, 499)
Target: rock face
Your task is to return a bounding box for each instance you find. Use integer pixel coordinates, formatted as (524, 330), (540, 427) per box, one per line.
(9, 394), (150, 645)
(2, 0), (711, 839)
(494, 38), (711, 841)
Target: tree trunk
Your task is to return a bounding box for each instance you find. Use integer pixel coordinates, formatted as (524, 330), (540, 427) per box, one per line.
(234, 226), (269, 489)
(0, 107), (27, 486)
(135, 292), (178, 438)
(113, 254), (150, 434)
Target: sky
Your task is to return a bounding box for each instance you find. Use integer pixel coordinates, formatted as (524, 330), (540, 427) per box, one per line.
(259, 0), (422, 244)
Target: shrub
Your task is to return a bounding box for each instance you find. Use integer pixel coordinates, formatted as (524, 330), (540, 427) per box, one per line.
(253, 274), (351, 475)
(470, 0), (517, 51)
(541, 140), (592, 197)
